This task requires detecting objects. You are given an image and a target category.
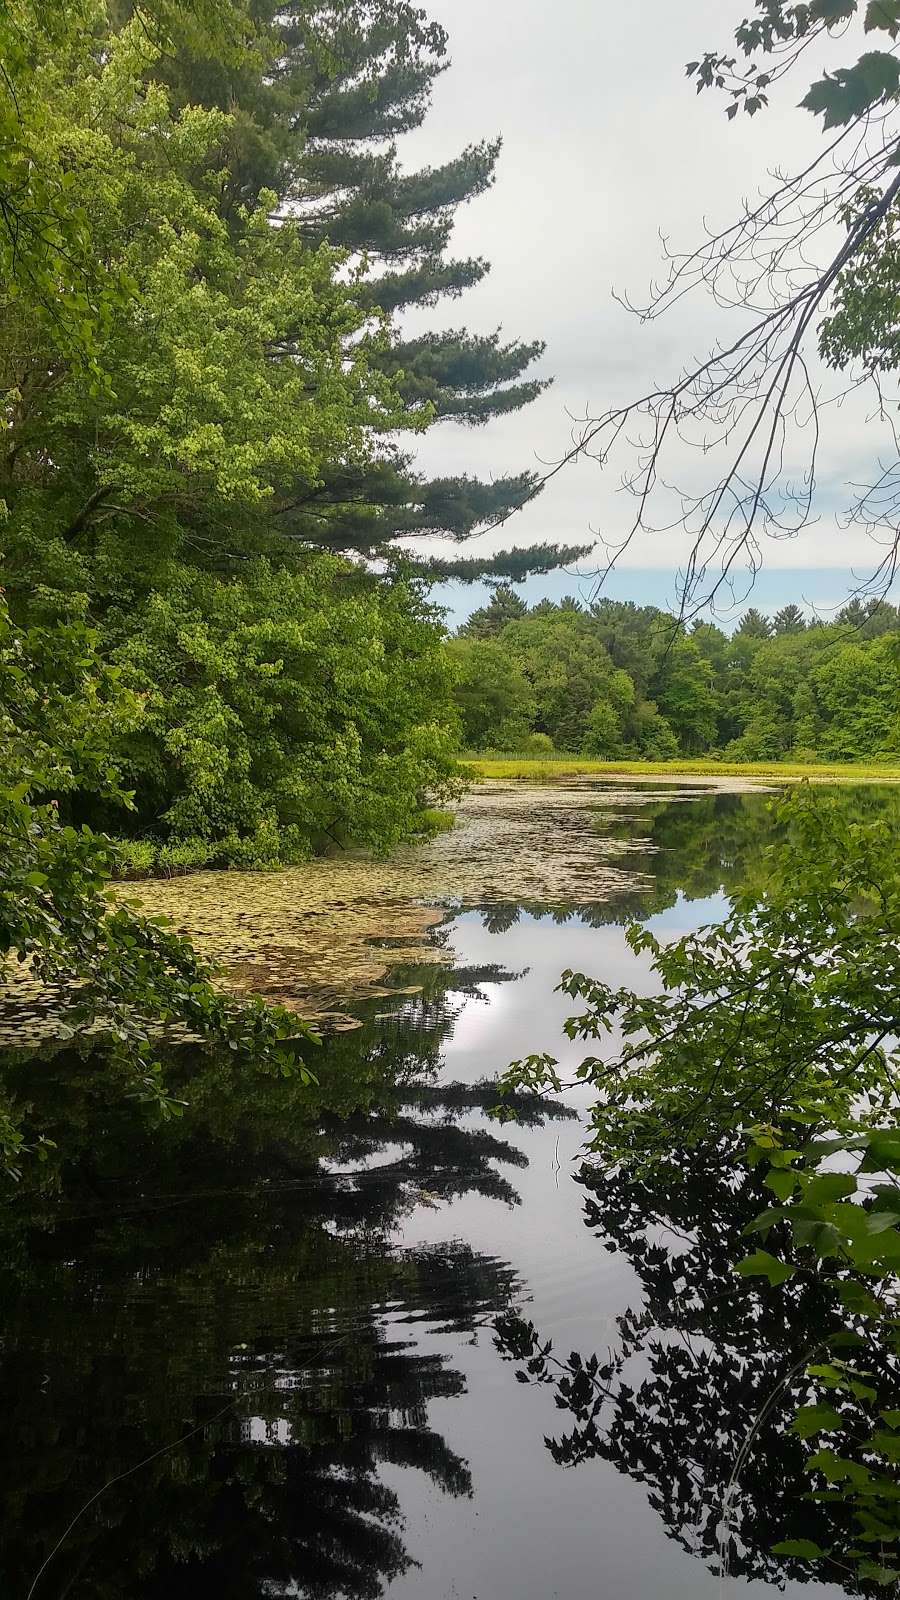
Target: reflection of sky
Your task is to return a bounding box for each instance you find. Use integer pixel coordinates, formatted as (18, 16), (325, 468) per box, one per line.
(646, 888), (731, 935)
(385, 902), (842, 1600)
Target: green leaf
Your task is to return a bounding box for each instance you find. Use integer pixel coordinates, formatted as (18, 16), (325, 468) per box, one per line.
(808, 1362), (846, 1387)
(810, 0), (856, 18)
(801, 52), (900, 127)
(791, 1218), (841, 1257)
(792, 1404), (842, 1439)
(866, 1209), (900, 1234)
(743, 1205), (788, 1236)
(771, 1538), (828, 1559)
(765, 1168), (798, 1200)
(807, 1448), (872, 1487)
(828, 1330), (867, 1350)
(863, 1132), (900, 1172)
(865, 0), (900, 36)
(871, 1431), (900, 1462)
(802, 1172), (857, 1205)
(857, 1559), (900, 1585)
(735, 1250), (796, 1287)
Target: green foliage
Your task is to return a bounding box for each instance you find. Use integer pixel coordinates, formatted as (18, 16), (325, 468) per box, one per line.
(452, 594), (900, 761)
(0, 590), (314, 1181)
(108, 558), (459, 860)
(1, 0), (477, 865)
(2, 12), (416, 601)
(0, 1), (256, 370)
(500, 785), (900, 1162)
(1, 0), (502, 1182)
(447, 635), (534, 751)
(688, 2), (900, 127)
(522, 731), (555, 756)
(414, 806), (455, 836)
(739, 1127), (900, 1585)
(148, 0), (571, 579)
(822, 190), (900, 374)
(459, 584), (530, 638)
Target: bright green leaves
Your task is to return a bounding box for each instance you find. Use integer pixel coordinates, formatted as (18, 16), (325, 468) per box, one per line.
(0, 0), (462, 878)
(807, 1361), (879, 1401)
(801, 50), (900, 124)
(1, 3), (422, 567)
(764, 1166), (800, 1200)
(803, 1173), (858, 1205)
(111, 558), (459, 864)
(736, 1248), (796, 1286)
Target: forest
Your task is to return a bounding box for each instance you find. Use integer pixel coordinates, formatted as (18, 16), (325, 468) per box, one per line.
(451, 588), (900, 760)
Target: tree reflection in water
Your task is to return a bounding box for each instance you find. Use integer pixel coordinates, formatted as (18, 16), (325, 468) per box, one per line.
(0, 959), (573, 1600)
(477, 784), (900, 933)
(495, 1147), (900, 1595)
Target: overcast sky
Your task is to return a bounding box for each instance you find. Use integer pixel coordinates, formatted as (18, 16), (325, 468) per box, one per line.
(392, 0), (900, 628)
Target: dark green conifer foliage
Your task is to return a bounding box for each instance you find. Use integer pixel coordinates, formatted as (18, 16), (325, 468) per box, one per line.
(773, 603), (807, 635)
(162, 1), (574, 579)
(736, 607), (773, 639)
(460, 585), (529, 639)
(836, 597), (900, 638)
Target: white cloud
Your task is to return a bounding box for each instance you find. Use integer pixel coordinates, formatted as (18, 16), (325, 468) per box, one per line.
(392, 0), (900, 596)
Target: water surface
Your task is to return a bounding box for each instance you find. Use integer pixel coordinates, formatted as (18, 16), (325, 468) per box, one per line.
(4, 780), (897, 1598)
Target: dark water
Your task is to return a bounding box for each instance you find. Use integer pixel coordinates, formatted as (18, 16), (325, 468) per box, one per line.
(3, 783), (898, 1599)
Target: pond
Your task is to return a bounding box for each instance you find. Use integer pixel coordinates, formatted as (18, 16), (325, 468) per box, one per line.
(4, 778), (899, 1599)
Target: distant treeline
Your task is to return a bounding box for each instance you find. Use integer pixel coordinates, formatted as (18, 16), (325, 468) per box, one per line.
(449, 588), (900, 761)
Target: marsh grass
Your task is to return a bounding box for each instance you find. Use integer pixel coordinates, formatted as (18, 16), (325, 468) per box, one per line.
(463, 755), (900, 784)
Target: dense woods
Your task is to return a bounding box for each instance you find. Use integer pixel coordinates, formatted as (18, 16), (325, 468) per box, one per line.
(0, 0), (582, 876)
(452, 588), (900, 761)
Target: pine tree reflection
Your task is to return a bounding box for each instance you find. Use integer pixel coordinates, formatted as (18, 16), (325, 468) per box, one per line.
(0, 959), (571, 1599)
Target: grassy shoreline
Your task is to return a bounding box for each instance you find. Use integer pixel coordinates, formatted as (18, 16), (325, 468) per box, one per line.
(463, 755), (900, 784)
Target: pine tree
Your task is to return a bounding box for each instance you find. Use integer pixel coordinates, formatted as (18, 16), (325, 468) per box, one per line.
(773, 603), (806, 636)
(460, 584), (529, 638)
(836, 598), (900, 638)
(735, 608), (772, 639)
(163, 2), (582, 579)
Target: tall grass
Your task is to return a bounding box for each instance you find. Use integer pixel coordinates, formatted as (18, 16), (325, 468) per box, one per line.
(462, 754), (900, 784)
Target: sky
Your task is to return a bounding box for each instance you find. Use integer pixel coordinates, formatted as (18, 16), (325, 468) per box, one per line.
(390, 0), (900, 631)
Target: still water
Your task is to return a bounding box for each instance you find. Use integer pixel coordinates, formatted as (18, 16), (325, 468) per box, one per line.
(4, 781), (896, 1599)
